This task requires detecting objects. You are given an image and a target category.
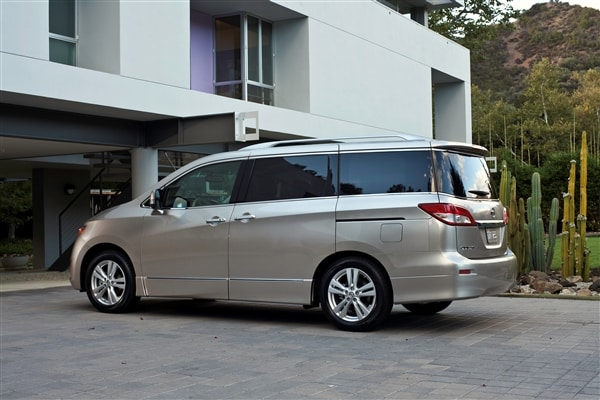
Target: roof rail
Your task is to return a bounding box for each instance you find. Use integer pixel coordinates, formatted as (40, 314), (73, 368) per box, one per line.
(241, 134), (427, 150)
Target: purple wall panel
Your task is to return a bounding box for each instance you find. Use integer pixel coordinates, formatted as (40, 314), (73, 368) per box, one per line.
(190, 10), (213, 93)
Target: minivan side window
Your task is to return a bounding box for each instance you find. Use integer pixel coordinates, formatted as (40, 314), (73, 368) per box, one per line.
(161, 161), (242, 208)
(434, 151), (494, 199)
(244, 154), (338, 202)
(339, 151), (433, 195)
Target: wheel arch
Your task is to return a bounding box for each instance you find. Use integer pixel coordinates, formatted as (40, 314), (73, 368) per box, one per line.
(79, 243), (134, 291)
(310, 251), (393, 307)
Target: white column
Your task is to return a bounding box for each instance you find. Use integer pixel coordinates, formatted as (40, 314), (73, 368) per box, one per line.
(130, 147), (158, 198)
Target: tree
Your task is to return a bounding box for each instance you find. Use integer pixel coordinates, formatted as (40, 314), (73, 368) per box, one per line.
(571, 69), (600, 161)
(0, 181), (32, 239)
(518, 58), (572, 165)
(428, 0), (518, 44)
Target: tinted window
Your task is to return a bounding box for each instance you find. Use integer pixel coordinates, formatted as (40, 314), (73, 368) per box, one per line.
(340, 151), (433, 195)
(161, 161), (242, 208)
(434, 151), (494, 199)
(245, 155), (337, 202)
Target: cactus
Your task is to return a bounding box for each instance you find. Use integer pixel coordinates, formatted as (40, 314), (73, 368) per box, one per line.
(577, 132), (590, 280)
(562, 160), (578, 277)
(545, 198), (559, 271)
(526, 172), (559, 272)
(500, 163), (529, 273)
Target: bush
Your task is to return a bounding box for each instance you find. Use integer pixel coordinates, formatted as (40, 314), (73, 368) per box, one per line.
(0, 239), (33, 257)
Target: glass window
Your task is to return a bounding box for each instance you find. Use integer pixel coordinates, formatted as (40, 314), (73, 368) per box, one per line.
(214, 14), (274, 105)
(215, 15), (241, 83)
(340, 151), (433, 195)
(50, 0), (76, 37)
(49, 0), (77, 66)
(160, 161), (242, 208)
(245, 155), (337, 202)
(49, 38), (76, 65)
(434, 151), (495, 199)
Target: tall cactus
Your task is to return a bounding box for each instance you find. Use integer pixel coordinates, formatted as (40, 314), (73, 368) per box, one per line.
(562, 161), (576, 277)
(527, 172), (559, 272)
(577, 132), (590, 280)
(500, 163), (529, 273)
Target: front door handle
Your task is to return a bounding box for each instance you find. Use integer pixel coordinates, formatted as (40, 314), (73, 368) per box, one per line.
(234, 213), (256, 223)
(206, 216), (226, 227)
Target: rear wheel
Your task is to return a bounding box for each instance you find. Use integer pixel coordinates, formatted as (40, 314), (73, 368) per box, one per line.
(319, 257), (392, 331)
(85, 250), (139, 313)
(402, 301), (452, 315)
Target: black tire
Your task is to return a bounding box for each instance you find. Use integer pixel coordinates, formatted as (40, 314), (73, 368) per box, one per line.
(319, 257), (392, 331)
(402, 301), (452, 315)
(85, 250), (139, 313)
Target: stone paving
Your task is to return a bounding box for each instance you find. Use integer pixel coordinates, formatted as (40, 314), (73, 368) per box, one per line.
(0, 284), (598, 399)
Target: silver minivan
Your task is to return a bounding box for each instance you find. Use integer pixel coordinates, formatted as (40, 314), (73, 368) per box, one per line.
(70, 136), (517, 331)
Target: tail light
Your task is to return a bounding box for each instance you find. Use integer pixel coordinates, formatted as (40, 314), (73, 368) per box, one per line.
(503, 208), (509, 225)
(418, 203), (476, 226)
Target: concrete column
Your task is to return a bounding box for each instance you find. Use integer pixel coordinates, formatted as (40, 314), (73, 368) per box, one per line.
(130, 147), (158, 198)
(434, 81), (472, 144)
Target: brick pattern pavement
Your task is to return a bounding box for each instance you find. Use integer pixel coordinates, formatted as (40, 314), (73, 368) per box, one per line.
(1, 288), (599, 399)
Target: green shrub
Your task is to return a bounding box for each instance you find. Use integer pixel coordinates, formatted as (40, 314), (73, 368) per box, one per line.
(0, 239), (33, 257)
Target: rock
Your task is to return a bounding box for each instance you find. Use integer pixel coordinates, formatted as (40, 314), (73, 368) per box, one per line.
(566, 276), (582, 284)
(589, 280), (600, 292)
(529, 271), (548, 280)
(559, 279), (576, 287)
(560, 288), (577, 296)
(576, 288), (592, 297)
(531, 280), (563, 293)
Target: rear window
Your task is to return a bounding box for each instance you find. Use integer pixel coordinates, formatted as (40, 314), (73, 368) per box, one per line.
(434, 151), (495, 199)
(339, 151), (433, 195)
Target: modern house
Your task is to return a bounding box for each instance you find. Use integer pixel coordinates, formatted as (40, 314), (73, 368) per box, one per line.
(0, 0), (469, 270)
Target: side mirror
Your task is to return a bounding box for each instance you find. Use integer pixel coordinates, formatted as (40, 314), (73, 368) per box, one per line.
(149, 189), (161, 210)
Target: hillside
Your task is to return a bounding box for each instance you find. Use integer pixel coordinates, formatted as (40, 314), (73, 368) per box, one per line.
(471, 2), (600, 101)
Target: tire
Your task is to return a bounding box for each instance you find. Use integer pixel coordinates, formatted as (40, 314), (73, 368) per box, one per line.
(85, 250), (139, 313)
(402, 301), (452, 315)
(319, 257), (392, 331)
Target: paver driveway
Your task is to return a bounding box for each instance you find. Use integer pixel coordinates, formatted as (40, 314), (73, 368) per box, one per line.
(1, 287), (599, 399)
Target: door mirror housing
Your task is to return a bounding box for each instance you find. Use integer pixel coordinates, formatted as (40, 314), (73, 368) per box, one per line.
(149, 189), (161, 210)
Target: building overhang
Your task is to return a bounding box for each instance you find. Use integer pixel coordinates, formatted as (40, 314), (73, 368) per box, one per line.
(378, 0), (464, 13)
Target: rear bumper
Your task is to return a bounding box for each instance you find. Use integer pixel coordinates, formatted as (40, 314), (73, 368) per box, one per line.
(390, 250), (518, 304)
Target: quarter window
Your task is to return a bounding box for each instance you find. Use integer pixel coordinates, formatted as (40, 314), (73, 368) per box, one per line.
(49, 0), (77, 65)
(340, 151), (433, 195)
(215, 14), (274, 105)
(244, 155), (338, 202)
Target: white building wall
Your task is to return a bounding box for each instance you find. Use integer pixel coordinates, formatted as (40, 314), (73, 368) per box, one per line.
(78, 0), (120, 74)
(272, 0), (470, 140)
(119, 1), (190, 88)
(0, 0), (48, 59)
(273, 18), (310, 113)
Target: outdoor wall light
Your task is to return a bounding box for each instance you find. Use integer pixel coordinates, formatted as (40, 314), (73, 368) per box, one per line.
(64, 183), (76, 195)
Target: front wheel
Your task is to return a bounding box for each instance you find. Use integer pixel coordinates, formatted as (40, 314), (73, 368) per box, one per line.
(402, 301), (452, 315)
(85, 250), (139, 313)
(319, 257), (392, 331)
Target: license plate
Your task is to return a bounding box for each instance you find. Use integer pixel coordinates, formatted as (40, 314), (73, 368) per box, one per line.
(486, 229), (499, 244)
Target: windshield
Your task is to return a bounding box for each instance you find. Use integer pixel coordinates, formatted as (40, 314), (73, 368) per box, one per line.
(434, 151), (495, 199)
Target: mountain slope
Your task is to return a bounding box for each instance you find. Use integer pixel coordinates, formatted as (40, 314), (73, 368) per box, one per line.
(471, 2), (600, 100)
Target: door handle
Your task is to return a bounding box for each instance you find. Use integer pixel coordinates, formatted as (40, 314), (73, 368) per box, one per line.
(234, 213), (256, 223)
(206, 216), (226, 227)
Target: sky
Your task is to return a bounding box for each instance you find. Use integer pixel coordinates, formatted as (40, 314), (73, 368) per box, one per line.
(510, 0), (600, 11)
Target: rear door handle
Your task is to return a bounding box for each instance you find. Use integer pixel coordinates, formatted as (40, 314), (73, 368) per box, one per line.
(206, 216), (226, 227)
(234, 213), (256, 223)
